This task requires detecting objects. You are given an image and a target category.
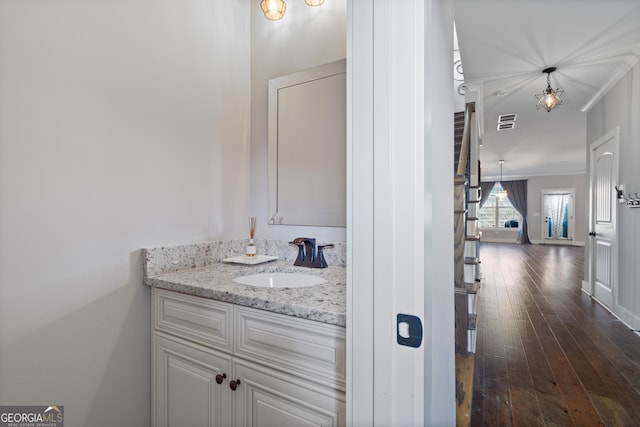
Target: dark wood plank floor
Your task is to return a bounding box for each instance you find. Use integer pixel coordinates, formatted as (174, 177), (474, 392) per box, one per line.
(471, 243), (640, 427)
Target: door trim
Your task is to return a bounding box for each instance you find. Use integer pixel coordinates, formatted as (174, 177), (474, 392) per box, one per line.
(347, 0), (455, 425)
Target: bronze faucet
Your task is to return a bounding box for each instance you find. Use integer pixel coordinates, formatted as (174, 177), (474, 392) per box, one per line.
(289, 237), (333, 268)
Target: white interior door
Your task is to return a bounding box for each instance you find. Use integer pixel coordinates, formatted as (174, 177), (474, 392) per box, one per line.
(589, 128), (619, 310)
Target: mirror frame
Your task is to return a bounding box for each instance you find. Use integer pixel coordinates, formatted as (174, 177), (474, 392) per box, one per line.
(267, 59), (347, 227)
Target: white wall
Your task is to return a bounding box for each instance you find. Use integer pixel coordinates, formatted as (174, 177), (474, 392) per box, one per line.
(0, 1), (251, 425)
(250, 0), (347, 243)
(587, 61), (640, 328)
(423, 1), (456, 422)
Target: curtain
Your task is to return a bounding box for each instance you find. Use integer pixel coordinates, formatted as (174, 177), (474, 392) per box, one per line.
(479, 181), (495, 208)
(562, 203), (569, 237)
(548, 194), (570, 239)
(501, 180), (531, 244)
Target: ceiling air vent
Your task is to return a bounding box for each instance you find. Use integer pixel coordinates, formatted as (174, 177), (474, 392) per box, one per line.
(498, 113), (517, 122)
(497, 112), (517, 131)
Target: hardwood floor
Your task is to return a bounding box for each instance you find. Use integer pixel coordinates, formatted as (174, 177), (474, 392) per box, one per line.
(471, 243), (640, 427)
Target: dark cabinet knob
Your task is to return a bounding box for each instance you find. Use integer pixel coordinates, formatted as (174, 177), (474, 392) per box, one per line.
(215, 373), (226, 384)
(589, 232), (596, 236)
(229, 379), (241, 391)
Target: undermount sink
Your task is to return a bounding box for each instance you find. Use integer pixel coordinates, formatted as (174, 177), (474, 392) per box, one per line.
(233, 272), (326, 288)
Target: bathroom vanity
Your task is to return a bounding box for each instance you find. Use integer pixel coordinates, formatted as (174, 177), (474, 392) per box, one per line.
(143, 240), (346, 427)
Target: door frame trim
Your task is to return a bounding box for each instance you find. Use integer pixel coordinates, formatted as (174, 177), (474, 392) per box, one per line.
(347, 0), (455, 425)
(541, 188), (575, 242)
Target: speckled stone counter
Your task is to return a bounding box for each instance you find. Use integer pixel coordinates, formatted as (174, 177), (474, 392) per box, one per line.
(143, 240), (346, 327)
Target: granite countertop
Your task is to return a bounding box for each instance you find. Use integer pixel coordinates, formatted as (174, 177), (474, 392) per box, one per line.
(144, 260), (346, 327)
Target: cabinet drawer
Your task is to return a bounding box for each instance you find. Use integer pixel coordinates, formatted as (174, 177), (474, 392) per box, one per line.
(154, 288), (232, 352)
(235, 307), (346, 390)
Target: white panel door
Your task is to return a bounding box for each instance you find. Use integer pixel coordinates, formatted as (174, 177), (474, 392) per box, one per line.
(589, 128), (619, 309)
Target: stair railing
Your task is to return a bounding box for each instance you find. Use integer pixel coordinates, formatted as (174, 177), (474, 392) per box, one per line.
(455, 102), (475, 178)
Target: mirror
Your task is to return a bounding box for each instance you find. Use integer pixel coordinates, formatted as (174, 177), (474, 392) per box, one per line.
(268, 59), (346, 227)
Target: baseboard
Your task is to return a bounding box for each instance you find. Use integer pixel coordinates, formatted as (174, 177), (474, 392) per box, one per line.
(581, 280), (591, 294)
(534, 239), (585, 247)
(614, 304), (640, 331)
(483, 238), (585, 246)
(585, 290), (640, 331)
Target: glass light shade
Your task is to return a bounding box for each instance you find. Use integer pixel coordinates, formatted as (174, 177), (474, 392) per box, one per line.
(261, 0), (287, 20)
(542, 88), (562, 111)
(305, 0), (325, 5)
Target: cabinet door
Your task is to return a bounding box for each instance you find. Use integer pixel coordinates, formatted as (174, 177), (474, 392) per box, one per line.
(232, 359), (345, 427)
(153, 333), (232, 427)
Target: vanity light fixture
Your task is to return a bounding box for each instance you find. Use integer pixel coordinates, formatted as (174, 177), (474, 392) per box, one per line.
(261, 0), (287, 21)
(535, 67), (564, 112)
(305, 0), (324, 5)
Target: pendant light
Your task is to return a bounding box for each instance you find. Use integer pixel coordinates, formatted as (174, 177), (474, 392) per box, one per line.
(305, 0), (324, 5)
(496, 160), (507, 200)
(535, 67), (564, 112)
(261, 0), (287, 21)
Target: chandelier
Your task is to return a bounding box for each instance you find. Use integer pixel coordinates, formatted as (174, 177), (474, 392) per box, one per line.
(260, 0), (287, 21)
(261, 0), (325, 21)
(535, 67), (564, 112)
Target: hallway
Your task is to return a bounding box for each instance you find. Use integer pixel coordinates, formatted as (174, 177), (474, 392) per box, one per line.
(471, 243), (640, 426)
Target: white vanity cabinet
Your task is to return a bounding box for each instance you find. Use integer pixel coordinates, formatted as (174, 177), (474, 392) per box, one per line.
(152, 288), (346, 427)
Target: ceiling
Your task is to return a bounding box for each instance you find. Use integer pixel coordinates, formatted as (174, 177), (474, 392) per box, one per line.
(454, 0), (640, 180)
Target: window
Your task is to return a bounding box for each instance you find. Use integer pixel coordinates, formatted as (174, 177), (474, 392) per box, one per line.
(479, 183), (521, 228)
